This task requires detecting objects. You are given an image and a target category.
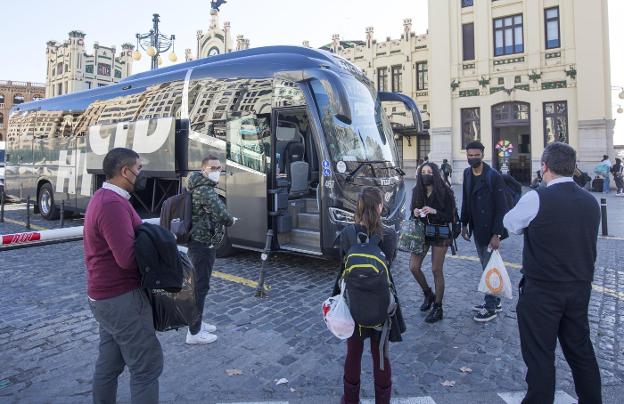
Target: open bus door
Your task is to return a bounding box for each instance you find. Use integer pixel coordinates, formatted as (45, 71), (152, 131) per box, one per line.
(224, 114), (270, 250)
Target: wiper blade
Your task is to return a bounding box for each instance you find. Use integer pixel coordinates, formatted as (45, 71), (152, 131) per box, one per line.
(345, 160), (401, 182)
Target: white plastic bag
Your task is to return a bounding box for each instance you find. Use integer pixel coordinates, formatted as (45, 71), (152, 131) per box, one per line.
(478, 250), (513, 299)
(322, 280), (355, 339)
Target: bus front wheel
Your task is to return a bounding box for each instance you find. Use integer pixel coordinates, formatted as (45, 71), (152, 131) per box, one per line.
(38, 183), (60, 220)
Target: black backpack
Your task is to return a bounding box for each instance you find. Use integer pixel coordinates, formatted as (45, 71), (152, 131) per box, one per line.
(341, 229), (397, 370)
(342, 231), (393, 327)
(485, 171), (522, 212)
(160, 190), (193, 244)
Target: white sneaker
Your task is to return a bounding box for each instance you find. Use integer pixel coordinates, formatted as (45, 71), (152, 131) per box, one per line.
(201, 321), (217, 333)
(185, 329), (218, 345)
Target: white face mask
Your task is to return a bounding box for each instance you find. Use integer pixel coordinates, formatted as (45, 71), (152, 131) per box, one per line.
(207, 171), (220, 183)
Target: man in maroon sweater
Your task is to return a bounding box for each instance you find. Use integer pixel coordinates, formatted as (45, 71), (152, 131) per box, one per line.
(84, 147), (163, 404)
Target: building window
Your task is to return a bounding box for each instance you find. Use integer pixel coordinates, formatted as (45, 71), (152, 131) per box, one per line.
(97, 63), (111, 76)
(545, 7), (561, 49)
(494, 14), (524, 56)
(57, 83), (63, 95)
(543, 101), (568, 145)
(115, 70), (122, 79)
(0, 94), (4, 105)
(57, 62), (63, 75)
(462, 23), (475, 61)
(32, 94), (43, 101)
(417, 136), (430, 161)
(377, 67), (388, 92)
(462, 0), (473, 7)
(461, 108), (481, 149)
(85, 65), (94, 74)
(13, 94), (25, 104)
(391, 65), (402, 93)
(0, 113), (4, 128)
(416, 62), (428, 90)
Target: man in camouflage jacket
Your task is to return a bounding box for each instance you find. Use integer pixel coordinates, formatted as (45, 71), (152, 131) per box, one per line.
(185, 156), (235, 344)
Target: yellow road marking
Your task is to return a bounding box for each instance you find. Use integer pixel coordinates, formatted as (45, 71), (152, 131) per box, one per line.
(449, 254), (623, 300)
(212, 270), (269, 291)
(1, 218), (48, 231)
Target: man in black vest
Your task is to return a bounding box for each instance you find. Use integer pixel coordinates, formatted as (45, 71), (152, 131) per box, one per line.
(504, 142), (602, 404)
(460, 141), (509, 322)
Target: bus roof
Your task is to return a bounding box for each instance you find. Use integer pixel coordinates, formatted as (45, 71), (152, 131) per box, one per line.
(11, 46), (358, 114)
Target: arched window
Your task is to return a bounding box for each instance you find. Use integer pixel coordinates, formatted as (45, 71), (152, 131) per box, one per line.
(0, 94), (4, 104)
(32, 94), (43, 101)
(13, 94), (25, 104)
(0, 113), (4, 126)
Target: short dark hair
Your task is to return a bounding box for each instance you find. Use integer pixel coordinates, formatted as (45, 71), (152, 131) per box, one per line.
(616, 158), (622, 164)
(202, 155), (220, 166)
(541, 142), (576, 177)
(602, 154), (609, 161)
(465, 141), (485, 152)
(443, 159), (448, 163)
(102, 148), (139, 180)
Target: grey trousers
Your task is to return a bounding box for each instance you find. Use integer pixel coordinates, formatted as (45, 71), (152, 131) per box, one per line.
(475, 243), (502, 312)
(88, 289), (163, 404)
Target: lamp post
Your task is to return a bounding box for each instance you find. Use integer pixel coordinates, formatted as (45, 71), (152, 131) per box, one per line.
(133, 13), (177, 70)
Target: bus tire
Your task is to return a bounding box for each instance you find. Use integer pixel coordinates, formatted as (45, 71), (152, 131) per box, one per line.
(216, 228), (235, 258)
(38, 182), (60, 220)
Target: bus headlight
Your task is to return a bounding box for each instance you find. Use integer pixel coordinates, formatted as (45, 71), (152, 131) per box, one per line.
(329, 207), (355, 224)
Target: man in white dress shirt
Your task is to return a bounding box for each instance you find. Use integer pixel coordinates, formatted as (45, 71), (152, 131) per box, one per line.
(503, 142), (602, 404)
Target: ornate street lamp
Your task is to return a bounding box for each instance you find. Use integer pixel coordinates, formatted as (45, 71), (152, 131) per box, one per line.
(133, 13), (177, 70)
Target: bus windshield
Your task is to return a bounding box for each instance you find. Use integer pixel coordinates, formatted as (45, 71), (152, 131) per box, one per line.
(311, 77), (398, 167)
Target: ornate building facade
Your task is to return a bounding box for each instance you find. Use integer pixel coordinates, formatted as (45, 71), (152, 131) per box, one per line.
(193, 7), (250, 61)
(0, 80), (45, 141)
(45, 31), (134, 97)
(326, 0), (613, 183)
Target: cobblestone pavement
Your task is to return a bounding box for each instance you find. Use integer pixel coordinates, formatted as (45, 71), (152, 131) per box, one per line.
(0, 187), (623, 403)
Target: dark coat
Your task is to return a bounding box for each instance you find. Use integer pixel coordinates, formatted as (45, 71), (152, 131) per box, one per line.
(460, 163), (509, 246)
(135, 223), (183, 292)
(410, 186), (456, 225)
(332, 224), (406, 342)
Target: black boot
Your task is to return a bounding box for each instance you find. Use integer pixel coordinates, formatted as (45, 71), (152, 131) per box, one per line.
(420, 288), (435, 312)
(425, 303), (443, 323)
(374, 383), (392, 404)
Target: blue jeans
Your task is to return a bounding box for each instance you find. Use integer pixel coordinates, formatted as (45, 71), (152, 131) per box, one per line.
(475, 242), (501, 312)
(603, 175), (610, 193)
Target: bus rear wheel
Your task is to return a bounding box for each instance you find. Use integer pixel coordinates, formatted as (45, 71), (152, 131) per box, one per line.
(38, 183), (60, 220)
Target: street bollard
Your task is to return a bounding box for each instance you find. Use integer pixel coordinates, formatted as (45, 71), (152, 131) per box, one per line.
(60, 201), (65, 228)
(255, 229), (274, 298)
(600, 198), (608, 237)
(26, 196), (31, 230)
(0, 190), (4, 223)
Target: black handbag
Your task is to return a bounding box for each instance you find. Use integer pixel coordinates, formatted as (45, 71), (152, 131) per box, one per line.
(424, 221), (452, 240)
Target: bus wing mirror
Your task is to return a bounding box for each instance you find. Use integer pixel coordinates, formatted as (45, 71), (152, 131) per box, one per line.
(378, 92), (424, 134)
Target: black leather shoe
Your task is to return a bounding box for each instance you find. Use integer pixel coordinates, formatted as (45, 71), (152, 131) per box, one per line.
(425, 303), (443, 323)
(420, 289), (435, 312)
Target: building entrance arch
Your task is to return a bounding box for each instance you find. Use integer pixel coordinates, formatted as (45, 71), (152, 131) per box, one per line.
(491, 102), (531, 184)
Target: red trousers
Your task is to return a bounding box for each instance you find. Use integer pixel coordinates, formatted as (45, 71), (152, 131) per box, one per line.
(342, 335), (392, 404)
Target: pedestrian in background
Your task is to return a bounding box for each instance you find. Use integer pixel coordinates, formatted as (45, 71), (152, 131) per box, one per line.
(611, 157), (623, 196)
(504, 142), (602, 403)
(441, 158), (453, 187)
(186, 155), (236, 344)
(334, 187), (405, 404)
(460, 141), (509, 322)
(408, 162), (455, 323)
(600, 154), (611, 193)
(84, 148), (163, 404)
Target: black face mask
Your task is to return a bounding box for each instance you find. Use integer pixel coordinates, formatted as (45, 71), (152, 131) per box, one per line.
(421, 174), (434, 185)
(468, 158), (482, 168)
(129, 170), (147, 192)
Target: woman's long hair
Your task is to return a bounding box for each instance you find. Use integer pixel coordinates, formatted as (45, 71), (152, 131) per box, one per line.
(354, 187), (384, 237)
(412, 162), (452, 210)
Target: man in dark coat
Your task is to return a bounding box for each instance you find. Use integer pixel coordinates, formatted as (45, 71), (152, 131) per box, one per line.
(460, 141), (509, 322)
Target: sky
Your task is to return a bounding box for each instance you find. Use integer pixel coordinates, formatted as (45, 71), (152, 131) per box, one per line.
(0, 0), (622, 144)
